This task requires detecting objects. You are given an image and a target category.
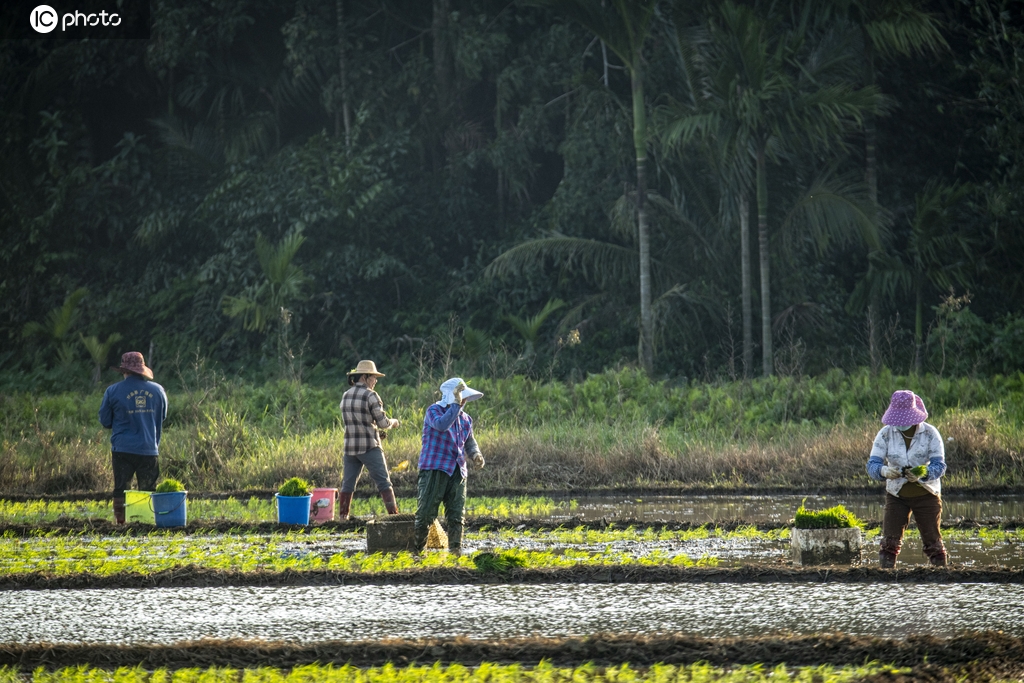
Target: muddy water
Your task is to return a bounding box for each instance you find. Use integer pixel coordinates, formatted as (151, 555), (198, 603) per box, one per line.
(560, 493), (1024, 523)
(3, 583), (1024, 645)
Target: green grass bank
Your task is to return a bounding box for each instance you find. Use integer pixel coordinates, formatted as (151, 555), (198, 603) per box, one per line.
(2, 368), (1023, 495)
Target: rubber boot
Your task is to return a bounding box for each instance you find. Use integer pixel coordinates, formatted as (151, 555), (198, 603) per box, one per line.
(925, 540), (948, 566)
(380, 487), (399, 514)
(878, 551), (896, 568)
(413, 523), (429, 554)
(113, 493), (126, 525)
(879, 535), (901, 568)
(337, 491), (354, 521)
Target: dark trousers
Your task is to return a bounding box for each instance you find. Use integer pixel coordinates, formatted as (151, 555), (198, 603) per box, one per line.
(112, 451), (160, 497)
(881, 492), (946, 563)
(414, 468), (466, 551)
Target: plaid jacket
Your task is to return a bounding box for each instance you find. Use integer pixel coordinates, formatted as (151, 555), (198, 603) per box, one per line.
(340, 383), (397, 457)
(418, 402), (480, 478)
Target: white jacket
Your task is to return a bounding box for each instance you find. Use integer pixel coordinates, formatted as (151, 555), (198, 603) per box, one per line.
(867, 422), (946, 497)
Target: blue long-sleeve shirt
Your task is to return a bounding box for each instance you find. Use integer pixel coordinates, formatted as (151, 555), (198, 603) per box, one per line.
(98, 375), (168, 455)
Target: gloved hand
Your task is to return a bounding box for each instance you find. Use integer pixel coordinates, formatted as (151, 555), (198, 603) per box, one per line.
(880, 465), (902, 480)
(903, 468), (921, 483)
(453, 381), (467, 406)
(389, 418), (401, 429)
(471, 453), (485, 469)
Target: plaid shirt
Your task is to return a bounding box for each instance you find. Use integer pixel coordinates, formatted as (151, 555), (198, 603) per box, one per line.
(340, 383), (396, 457)
(418, 403), (479, 477)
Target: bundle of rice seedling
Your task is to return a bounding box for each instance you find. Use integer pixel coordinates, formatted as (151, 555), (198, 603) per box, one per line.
(794, 499), (864, 529)
(472, 551), (527, 573)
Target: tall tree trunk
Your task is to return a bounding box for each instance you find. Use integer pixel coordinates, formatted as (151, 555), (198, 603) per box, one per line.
(756, 146), (772, 376)
(863, 31), (882, 374)
(336, 0), (351, 147)
(433, 0), (455, 117)
(632, 66), (653, 375)
(740, 191), (752, 378)
(914, 280), (923, 375)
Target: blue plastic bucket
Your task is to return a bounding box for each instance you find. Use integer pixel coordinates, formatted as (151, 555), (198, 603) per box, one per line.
(276, 493), (312, 525)
(151, 491), (188, 528)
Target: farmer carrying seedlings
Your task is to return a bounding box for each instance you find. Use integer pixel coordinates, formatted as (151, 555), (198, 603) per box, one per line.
(866, 390), (948, 567)
(414, 377), (485, 555)
(338, 360), (401, 519)
(98, 351), (168, 525)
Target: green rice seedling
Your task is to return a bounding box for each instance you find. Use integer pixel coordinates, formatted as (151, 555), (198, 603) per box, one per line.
(794, 500), (864, 529)
(155, 479), (186, 493)
(903, 465), (928, 478)
(0, 661), (913, 682)
(472, 550), (528, 573)
(277, 477), (312, 497)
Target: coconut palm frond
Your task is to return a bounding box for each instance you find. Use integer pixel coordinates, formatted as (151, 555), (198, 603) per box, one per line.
(865, 3), (948, 60)
(22, 287), (89, 341)
(780, 168), (887, 255)
(485, 235), (639, 290)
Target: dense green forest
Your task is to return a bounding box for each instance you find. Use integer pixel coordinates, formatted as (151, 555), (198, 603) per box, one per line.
(2, 0), (1023, 390)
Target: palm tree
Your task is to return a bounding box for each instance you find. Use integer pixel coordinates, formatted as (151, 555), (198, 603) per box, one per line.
(222, 229), (309, 336)
(832, 0), (947, 371)
(851, 181), (973, 374)
(80, 332), (123, 383)
(22, 287), (89, 368)
(531, 0), (659, 374)
(503, 299), (566, 358)
(661, 1), (882, 375)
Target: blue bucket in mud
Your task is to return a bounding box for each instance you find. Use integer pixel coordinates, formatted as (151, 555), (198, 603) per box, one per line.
(151, 491), (187, 528)
(276, 493), (312, 525)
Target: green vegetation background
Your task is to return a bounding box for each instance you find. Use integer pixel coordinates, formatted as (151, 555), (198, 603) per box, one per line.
(4, 368), (1022, 494)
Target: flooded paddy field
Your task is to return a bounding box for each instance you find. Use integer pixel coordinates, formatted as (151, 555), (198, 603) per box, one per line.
(5, 492), (1024, 526)
(560, 492), (1024, 524)
(4, 582), (1024, 645)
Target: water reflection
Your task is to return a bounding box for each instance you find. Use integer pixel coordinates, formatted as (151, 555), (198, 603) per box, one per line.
(557, 493), (1024, 524)
(2, 583), (1022, 645)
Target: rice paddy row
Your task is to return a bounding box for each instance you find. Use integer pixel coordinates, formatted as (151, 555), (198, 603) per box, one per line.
(2, 525), (1022, 577)
(0, 496), (575, 525)
(0, 661), (914, 683)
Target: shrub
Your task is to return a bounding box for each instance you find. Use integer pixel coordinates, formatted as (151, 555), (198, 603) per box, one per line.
(278, 476), (312, 497)
(794, 500), (863, 529)
(155, 478), (185, 493)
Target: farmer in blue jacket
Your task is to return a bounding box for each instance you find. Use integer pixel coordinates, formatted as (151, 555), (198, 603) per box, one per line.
(98, 352), (168, 524)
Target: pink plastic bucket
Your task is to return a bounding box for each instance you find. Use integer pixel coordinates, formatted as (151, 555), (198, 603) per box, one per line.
(310, 488), (338, 524)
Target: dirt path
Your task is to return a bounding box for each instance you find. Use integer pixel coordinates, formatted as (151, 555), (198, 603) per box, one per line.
(2, 564), (1023, 591)
(2, 632), (1023, 677)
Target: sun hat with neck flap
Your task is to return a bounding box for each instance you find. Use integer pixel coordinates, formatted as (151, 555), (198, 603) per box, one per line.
(881, 390), (928, 427)
(113, 351), (153, 380)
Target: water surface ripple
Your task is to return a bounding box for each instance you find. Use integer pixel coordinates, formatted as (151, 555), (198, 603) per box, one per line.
(4, 583), (1023, 644)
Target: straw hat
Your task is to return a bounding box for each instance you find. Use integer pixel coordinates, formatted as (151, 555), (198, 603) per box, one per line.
(113, 351), (153, 380)
(881, 390), (928, 426)
(347, 360), (385, 377)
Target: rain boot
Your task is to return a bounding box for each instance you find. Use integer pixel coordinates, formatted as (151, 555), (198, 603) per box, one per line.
(879, 535), (901, 568)
(113, 493), (126, 525)
(924, 540), (948, 566)
(380, 487), (399, 514)
(337, 491), (354, 521)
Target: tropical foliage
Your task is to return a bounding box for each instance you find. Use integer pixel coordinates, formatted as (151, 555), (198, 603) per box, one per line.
(1, 0), (1022, 387)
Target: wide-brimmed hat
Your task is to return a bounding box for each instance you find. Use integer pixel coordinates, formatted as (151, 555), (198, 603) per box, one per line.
(113, 351), (153, 380)
(437, 377), (484, 406)
(347, 359), (385, 377)
(881, 390), (928, 426)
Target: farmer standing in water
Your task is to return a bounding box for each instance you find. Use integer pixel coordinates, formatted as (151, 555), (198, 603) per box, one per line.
(338, 360), (401, 519)
(98, 351), (168, 525)
(414, 377), (485, 555)
(867, 389), (948, 567)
